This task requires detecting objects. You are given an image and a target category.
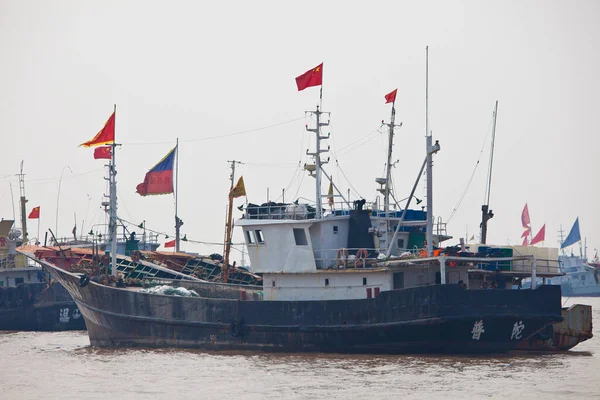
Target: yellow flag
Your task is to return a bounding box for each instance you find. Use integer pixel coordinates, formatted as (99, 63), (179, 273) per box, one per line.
(230, 176), (246, 198)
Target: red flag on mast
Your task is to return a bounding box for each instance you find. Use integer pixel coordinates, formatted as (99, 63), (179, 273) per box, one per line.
(80, 112), (115, 147)
(28, 206), (40, 219)
(521, 203), (531, 228)
(385, 89), (397, 104)
(295, 63), (323, 91)
(530, 224), (546, 245)
(164, 239), (176, 248)
(521, 229), (530, 238)
(93, 146), (112, 159)
(522, 236), (528, 246)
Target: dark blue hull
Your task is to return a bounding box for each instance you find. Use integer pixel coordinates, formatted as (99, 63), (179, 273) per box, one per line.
(0, 282), (86, 331)
(43, 261), (563, 354)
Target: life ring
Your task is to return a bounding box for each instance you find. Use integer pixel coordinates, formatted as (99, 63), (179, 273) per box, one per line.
(336, 248), (349, 266)
(79, 275), (90, 287)
(355, 249), (369, 268)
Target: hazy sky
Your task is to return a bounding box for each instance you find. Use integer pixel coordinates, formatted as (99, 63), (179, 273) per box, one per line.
(1, 0), (598, 261)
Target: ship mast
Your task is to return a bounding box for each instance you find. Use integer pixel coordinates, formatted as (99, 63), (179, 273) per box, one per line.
(109, 104), (118, 277)
(223, 160), (243, 282)
(480, 101), (498, 244)
(425, 46), (434, 256)
(305, 106), (330, 218)
(424, 47), (442, 256)
(383, 96), (402, 250)
(18, 161), (28, 243)
(175, 138), (183, 252)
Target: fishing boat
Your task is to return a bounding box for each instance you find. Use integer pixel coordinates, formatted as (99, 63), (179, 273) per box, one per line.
(20, 52), (563, 353)
(0, 219), (86, 331)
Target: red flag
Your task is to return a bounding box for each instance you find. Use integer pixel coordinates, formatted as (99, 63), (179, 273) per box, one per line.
(522, 236), (528, 246)
(80, 111), (115, 147)
(295, 63), (323, 91)
(521, 229), (530, 238)
(385, 89), (397, 104)
(530, 224), (546, 245)
(164, 239), (176, 248)
(28, 206), (40, 219)
(521, 203), (530, 228)
(93, 146), (112, 159)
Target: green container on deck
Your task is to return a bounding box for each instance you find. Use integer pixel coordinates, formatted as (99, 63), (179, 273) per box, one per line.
(497, 247), (513, 270)
(407, 232), (426, 250)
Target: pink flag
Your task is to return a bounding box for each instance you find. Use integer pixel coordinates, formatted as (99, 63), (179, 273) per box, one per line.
(521, 203), (531, 228)
(522, 236), (528, 246)
(521, 229), (530, 238)
(530, 224), (546, 245)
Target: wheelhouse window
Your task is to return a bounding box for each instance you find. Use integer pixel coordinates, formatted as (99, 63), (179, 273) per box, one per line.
(333, 226), (338, 234)
(397, 238), (405, 249)
(255, 229), (265, 244)
(293, 228), (308, 246)
(246, 230), (256, 245)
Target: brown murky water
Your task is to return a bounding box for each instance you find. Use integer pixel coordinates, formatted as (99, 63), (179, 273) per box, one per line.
(1, 297), (598, 399)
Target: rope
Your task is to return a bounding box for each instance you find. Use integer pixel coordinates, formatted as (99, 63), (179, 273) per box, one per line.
(122, 116), (305, 146)
(446, 117), (495, 223)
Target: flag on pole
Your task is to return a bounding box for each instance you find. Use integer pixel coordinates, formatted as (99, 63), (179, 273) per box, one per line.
(80, 112), (115, 147)
(530, 224), (546, 245)
(28, 206), (40, 219)
(521, 203), (530, 228)
(469, 235), (475, 241)
(522, 236), (528, 246)
(521, 229), (530, 238)
(93, 146), (112, 159)
(295, 63), (323, 91)
(136, 147), (176, 196)
(229, 177), (246, 198)
(561, 218), (581, 249)
(385, 89), (397, 104)
(164, 239), (176, 248)
(327, 181), (334, 207)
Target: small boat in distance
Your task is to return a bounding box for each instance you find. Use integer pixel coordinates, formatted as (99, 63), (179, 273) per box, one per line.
(0, 219), (86, 331)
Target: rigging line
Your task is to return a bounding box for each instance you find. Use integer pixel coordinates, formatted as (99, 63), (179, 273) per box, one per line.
(272, 162), (302, 203)
(0, 168), (105, 184)
(446, 117), (495, 223)
(273, 118), (307, 203)
(335, 132), (382, 159)
(116, 216), (228, 245)
(335, 128), (382, 155)
(119, 196), (136, 225)
(244, 162), (298, 168)
(122, 117), (305, 146)
(336, 160), (362, 199)
(292, 160), (306, 201)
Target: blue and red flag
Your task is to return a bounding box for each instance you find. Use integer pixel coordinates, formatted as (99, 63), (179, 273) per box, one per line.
(136, 147), (176, 196)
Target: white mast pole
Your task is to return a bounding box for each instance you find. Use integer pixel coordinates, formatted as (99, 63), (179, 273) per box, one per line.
(481, 101), (498, 244)
(109, 104), (118, 277)
(306, 107), (329, 218)
(315, 107), (323, 218)
(385, 102), (396, 219)
(425, 46), (434, 257)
